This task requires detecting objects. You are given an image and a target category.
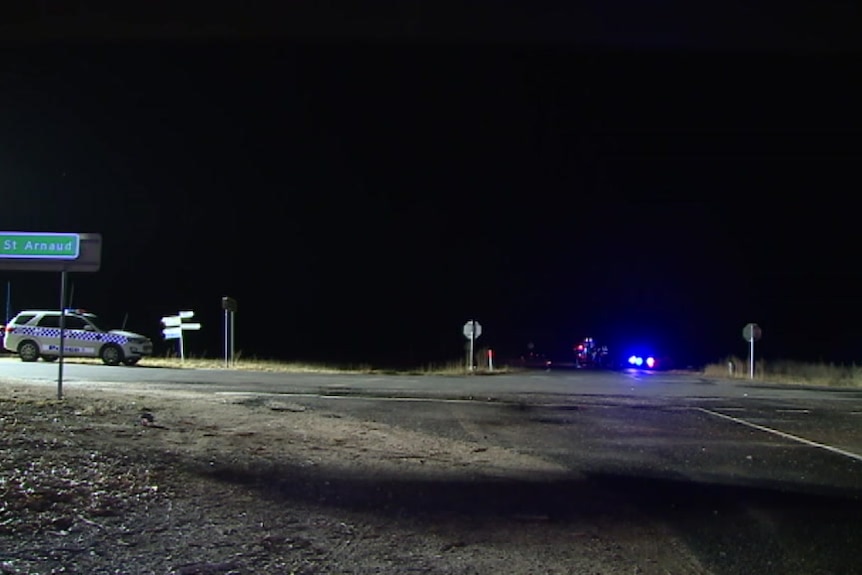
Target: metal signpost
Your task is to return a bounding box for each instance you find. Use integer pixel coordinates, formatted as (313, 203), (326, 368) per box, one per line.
(5, 280), (11, 324)
(0, 232), (102, 399)
(463, 320), (482, 371)
(221, 296), (237, 367)
(161, 311), (202, 361)
(742, 322), (762, 380)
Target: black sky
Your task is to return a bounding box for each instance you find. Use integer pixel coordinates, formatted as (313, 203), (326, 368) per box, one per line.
(1, 4), (861, 366)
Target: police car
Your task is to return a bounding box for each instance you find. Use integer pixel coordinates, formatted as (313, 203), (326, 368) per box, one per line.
(2, 309), (153, 366)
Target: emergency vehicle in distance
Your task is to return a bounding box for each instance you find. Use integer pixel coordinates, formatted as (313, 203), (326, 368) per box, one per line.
(574, 337), (610, 368)
(625, 353), (673, 370)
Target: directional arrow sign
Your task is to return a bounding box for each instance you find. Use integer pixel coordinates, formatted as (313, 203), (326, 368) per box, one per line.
(162, 327), (182, 339)
(181, 322), (202, 331)
(179, 310), (195, 319)
(0, 232), (80, 259)
(161, 316), (182, 327)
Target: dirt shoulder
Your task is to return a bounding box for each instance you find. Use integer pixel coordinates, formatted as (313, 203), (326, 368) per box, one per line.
(0, 379), (706, 575)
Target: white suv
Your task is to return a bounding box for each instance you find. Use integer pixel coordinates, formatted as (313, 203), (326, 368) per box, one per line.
(3, 309), (153, 366)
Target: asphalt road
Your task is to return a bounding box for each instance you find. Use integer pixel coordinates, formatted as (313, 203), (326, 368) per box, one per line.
(4, 358), (862, 573)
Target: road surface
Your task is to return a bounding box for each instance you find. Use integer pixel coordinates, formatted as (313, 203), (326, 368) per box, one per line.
(3, 358), (862, 573)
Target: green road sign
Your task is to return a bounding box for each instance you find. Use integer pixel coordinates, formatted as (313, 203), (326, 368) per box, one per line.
(0, 232), (80, 259)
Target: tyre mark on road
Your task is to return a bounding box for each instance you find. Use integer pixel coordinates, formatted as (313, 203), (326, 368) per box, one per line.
(696, 407), (862, 463)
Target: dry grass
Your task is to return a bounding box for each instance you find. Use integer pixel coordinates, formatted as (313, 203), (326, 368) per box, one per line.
(45, 354), (513, 376)
(703, 356), (862, 387)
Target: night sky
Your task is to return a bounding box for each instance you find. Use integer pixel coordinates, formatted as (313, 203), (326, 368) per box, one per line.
(1, 5), (861, 367)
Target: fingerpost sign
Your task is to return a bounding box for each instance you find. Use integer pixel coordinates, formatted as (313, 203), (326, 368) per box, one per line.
(161, 311), (202, 361)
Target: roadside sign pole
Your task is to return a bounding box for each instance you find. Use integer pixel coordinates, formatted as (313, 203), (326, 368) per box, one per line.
(5, 280), (10, 323)
(463, 320), (482, 372)
(222, 308), (236, 367)
(57, 270), (67, 400)
(223, 309), (229, 367)
(742, 323), (761, 380)
(230, 310), (235, 366)
(221, 297), (237, 367)
(749, 334), (755, 380)
(470, 321), (476, 371)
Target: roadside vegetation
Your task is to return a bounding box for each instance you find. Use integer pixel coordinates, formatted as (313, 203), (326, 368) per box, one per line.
(7, 352), (513, 376)
(703, 356), (862, 387)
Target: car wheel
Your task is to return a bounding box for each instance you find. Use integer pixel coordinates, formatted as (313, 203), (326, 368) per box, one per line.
(122, 357), (140, 366)
(42, 355), (58, 362)
(18, 341), (40, 362)
(100, 344), (124, 366)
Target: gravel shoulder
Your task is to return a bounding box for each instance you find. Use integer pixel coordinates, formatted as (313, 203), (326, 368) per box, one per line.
(0, 378), (706, 574)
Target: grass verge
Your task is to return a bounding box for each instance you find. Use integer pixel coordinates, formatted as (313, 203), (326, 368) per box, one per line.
(703, 356), (862, 387)
(30, 354), (514, 376)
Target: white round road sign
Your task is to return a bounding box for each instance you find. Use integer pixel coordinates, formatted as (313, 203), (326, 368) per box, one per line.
(463, 320), (482, 339)
(742, 323), (762, 342)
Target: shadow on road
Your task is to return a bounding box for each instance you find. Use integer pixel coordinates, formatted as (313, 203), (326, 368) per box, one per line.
(199, 460), (862, 574)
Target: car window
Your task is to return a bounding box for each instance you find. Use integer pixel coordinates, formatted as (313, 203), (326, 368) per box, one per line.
(64, 317), (91, 330)
(36, 315), (61, 328)
(12, 314), (37, 325)
(83, 316), (109, 332)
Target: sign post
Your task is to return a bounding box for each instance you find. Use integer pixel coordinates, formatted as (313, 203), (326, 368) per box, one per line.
(463, 320), (482, 371)
(0, 231), (102, 399)
(5, 280), (10, 324)
(742, 323), (762, 379)
(58, 271), (68, 396)
(161, 311), (202, 361)
(221, 296), (237, 367)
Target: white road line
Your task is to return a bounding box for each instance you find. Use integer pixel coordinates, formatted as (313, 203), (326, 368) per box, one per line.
(776, 409), (810, 414)
(697, 407), (862, 464)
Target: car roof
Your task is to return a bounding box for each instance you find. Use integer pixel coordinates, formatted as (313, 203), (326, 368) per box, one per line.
(12, 310), (98, 319)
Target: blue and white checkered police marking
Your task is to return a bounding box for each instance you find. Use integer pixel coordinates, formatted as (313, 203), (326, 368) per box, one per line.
(14, 326), (130, 344)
